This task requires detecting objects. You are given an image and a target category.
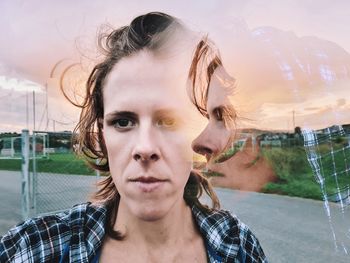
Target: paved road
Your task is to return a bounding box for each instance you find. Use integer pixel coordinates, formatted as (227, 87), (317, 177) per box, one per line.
(0, 171), (22, 235)
(214, 188), (349, 262)
(0, 170), (98, 234)
(0, 170), (349, 262)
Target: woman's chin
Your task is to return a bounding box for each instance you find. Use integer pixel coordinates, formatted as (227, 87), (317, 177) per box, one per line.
(133, 206), (169, 222)
(119, 194), (184, 222)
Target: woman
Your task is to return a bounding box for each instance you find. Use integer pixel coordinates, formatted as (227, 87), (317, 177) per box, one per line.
(190, 45), (274, 192)
(0, 12), (267, 262)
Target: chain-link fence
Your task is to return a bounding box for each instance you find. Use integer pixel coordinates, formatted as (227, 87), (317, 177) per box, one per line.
(8, 130), (100, 219)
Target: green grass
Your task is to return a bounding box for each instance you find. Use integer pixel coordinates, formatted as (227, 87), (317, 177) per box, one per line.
(0, 153), (95, 175)
(214, 146), (240, 163)
(262, 143), (350, 201)
(0, 158), (22, 171)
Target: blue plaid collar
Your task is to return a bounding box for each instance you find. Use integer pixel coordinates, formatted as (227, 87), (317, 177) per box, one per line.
(191, 205), (240, 261)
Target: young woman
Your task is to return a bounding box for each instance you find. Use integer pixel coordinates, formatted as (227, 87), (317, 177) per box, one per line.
(0, 12), (267, 262)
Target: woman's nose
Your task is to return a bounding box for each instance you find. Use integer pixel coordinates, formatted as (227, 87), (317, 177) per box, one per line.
(133, 152), (159, 162)
(132, 126), (161, 163)
(191, 131), (217, 162)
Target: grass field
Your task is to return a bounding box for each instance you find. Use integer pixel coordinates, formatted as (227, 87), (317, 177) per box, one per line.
(262, 143), (350, 201)
(0, 153), (96, 175)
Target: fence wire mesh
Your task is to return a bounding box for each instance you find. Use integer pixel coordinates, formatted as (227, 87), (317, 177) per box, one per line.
(31, 131), (100, 215)
(0, 131), (100, 218)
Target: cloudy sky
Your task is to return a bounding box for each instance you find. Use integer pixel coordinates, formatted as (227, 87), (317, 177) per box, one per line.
(1, 0), (350, 132)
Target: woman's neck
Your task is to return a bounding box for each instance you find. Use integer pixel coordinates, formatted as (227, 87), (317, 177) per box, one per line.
(115, 197), (196, 249)
(100, 198), (208, 263)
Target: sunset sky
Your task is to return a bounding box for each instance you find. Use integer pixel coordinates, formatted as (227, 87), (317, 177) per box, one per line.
(1, 0), (350, 132)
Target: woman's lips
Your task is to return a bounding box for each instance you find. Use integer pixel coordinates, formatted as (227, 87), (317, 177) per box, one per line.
(129, 177), (168, 193)
(130, 176), (166, 183)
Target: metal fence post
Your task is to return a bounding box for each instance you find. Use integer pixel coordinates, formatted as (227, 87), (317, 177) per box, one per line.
(10, 137), (15, 157)
(21, 129), (30, 220)
(31, 131), (37, 215)
(43, 133), (47, 157)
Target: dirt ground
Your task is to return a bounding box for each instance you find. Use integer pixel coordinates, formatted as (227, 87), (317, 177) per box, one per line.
(208, 137), (276, 192)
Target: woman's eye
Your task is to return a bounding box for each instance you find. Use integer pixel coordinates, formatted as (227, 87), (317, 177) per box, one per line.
(113, 119), (135, 129)
(157, 118), (176, 128)
(213, 108), (223, 121)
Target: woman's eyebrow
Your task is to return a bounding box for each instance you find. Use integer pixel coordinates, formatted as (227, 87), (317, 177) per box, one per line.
(154, 108), (181, 117)
(105, 111), (138, 120)
(211, 104), (236, 116)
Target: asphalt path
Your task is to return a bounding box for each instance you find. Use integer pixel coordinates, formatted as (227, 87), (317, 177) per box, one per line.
(214, 189), (349, 262)
(0, 170), (349, 262)
(0, 170), (98, 234)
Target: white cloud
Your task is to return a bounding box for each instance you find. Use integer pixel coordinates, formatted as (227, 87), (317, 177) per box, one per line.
(0, 76), (43, 93)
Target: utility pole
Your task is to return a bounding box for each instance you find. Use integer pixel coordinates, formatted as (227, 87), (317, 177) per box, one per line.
(45, 83), (49, 131)
(32, 91), (36, 131)
(26, 91), (29, 129)
(292, 110), (295, 129)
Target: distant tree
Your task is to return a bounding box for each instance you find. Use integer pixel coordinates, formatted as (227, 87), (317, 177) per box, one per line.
(294, 126), (302, 135)
(48, 133), (72, 149)
(287, 133), (294, 139)
(294, 126), (303, 146)
(0, 132), (20, 139)
(13, 138), (21, 152)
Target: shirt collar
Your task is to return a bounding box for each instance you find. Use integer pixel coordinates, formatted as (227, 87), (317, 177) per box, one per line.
(81, 203), (240, 261)
(191, 205), (240, 260)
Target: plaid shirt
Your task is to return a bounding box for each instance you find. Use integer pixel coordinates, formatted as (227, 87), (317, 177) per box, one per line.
(0, 203), (267, 262)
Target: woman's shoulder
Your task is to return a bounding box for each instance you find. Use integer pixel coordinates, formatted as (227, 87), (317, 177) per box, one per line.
(192, 205), (268, 262)
(192, 205), (241, 240)
(0, 202), (107, 262)
(1, 202), (106, 239)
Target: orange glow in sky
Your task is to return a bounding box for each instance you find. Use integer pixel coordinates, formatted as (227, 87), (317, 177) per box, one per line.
(1, 1), (350, 132)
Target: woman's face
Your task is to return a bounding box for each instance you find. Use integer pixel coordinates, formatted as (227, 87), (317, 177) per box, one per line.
(102, 50), (199, 221)
(191, 66), (236, 163)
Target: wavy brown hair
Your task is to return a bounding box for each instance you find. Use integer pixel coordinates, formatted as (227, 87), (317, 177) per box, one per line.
(63, 12), (223, 240)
